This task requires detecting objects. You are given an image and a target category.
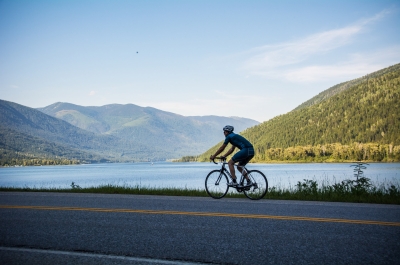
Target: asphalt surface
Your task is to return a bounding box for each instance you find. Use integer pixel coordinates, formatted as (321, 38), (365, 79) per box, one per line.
(0, 192), (399, 265)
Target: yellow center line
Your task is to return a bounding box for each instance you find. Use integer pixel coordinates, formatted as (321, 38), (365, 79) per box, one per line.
(1, 205), (399, 227)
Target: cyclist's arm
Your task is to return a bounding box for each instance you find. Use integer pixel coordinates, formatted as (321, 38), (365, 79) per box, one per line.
(210, 143), (227, 159)
(223, 146), (235, 157)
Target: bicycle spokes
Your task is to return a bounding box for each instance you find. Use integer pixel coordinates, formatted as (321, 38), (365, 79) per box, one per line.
(205, 170), (229, 199)
(243, 170), (267, 200)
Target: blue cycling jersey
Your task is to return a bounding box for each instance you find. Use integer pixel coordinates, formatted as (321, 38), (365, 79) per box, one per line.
(224, 132), (253, 150)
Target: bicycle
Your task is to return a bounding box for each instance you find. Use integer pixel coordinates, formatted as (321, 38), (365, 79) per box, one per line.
(205, 157), (268, 200)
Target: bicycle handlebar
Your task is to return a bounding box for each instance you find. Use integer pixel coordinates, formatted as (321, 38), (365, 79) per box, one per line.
(211, 156), (226, 164)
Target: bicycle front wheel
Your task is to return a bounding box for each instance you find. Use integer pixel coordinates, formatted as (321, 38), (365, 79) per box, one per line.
(244, 170), (268, 200)
(205, 170), (229, 199)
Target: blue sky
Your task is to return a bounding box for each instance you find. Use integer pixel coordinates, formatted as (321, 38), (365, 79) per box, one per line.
(1, 0), (399, 122)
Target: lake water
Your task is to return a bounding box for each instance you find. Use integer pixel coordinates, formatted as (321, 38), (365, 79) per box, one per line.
(0, 162), (399, 190)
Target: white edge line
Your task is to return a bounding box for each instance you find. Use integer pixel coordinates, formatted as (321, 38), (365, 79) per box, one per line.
(0, 246), (208, 265)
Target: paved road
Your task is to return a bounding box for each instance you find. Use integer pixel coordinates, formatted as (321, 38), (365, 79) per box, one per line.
(0, 192), (399, 264)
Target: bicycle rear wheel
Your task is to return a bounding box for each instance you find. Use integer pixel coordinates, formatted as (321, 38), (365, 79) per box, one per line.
(244, 170), (268, 200)
(205, 170), (229, 199)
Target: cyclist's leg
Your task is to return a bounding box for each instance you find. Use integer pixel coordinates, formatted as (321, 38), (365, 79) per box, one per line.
(227, 159), (237, 181)
(237, 161), (250, 181)
(229, 149), (245, 180)
(237, 148), (255, 181)
(231, 148), (253, 181)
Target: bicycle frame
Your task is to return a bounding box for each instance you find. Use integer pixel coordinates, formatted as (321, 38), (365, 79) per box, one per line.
(206, 157), (267, 199)
(213, 158), (251, 191)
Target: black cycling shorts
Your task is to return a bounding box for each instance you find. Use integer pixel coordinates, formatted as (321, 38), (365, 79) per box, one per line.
(232, 147), (254, 166)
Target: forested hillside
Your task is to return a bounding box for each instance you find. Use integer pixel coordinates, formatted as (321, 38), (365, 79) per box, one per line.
(293, 63), (400, 111)
(191, 64), (400, 163)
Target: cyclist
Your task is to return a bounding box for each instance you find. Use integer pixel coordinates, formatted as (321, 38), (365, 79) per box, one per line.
(210, 125), (255, 187)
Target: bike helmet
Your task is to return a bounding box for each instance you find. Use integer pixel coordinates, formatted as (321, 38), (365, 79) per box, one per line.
(223, 125), (234, 133)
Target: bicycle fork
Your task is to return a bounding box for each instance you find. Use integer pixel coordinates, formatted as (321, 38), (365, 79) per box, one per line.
(214, 170), (224, 186)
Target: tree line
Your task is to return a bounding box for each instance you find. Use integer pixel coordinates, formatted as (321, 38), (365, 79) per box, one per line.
(176, 142), (400, 163)
(1, 158), (80, 167)
(251, 142), (400, 162)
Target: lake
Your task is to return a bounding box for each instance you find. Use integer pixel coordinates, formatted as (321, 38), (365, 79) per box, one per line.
(0, 162), (399, 190)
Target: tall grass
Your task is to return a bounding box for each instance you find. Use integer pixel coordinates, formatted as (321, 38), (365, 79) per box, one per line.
(266, 179), (400, 204)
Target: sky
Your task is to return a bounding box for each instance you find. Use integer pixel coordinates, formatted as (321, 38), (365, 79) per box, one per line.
(1, 0), (399, 122)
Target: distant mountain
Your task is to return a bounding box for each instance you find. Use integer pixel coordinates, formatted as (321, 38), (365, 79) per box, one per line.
(0, 100), (121, 164)
(1, 100), (258, 165)
(38, 102), (259, 160)
(193, 63), (400, 162)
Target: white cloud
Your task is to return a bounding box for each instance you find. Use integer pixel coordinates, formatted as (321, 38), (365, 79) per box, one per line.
(241, 10), (394, 82)
(283, 46), (400, 82)
(245, 25), (361, 71)
(89, 90), (97, 96)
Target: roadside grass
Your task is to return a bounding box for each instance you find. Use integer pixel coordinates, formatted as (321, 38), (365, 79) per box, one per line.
(265, 180), (400, 204)
(1, 179), (399, 204)
(0, 184), (210, 197)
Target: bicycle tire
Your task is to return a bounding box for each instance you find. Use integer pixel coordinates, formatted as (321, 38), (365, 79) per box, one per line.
(205, 170), (229, 199)
(243, 170), (268, 200)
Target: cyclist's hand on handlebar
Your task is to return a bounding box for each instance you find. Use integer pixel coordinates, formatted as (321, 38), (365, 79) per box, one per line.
(210, 156), (226, 164)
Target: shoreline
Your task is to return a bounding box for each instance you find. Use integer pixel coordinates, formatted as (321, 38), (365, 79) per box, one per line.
(2, 160), (400, 168)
